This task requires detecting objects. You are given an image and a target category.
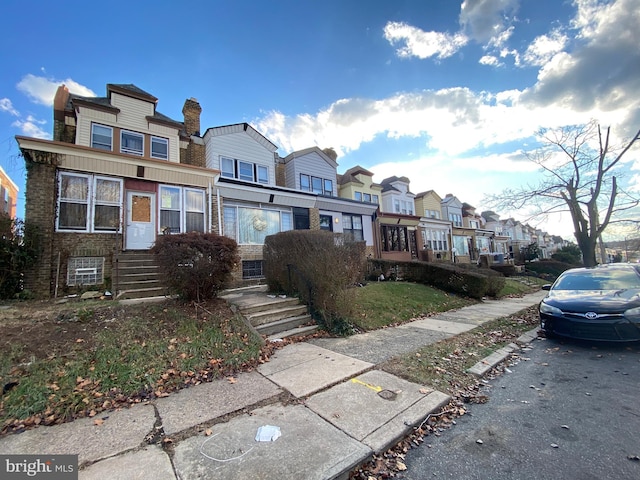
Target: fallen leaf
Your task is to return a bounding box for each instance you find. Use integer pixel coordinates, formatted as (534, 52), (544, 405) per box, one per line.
(205, 429), (213, 436)
(419, 388), (430, 394)
(226, 377), (237, 384)
(93, 418), (104, 426)
(397, 461), (407, 471)
(76, 338), (85, 343)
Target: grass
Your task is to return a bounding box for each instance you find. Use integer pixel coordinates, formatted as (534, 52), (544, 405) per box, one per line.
(381, 305), (540, 394)
(0, 302), (263, 433)
(345, 282), (477, 331)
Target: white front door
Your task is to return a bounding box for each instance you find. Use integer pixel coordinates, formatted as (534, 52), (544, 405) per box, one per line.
(126, 191), (156, 250)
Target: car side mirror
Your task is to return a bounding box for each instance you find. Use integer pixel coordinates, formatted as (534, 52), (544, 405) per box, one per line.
(542, 284), (552, 291)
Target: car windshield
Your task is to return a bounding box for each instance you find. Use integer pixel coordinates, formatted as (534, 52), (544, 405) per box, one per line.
(553, 268), (640, 290)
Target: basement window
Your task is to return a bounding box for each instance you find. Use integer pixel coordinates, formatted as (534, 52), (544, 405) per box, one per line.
(67, 257), (104, 286)
(242, 260), (263, 279)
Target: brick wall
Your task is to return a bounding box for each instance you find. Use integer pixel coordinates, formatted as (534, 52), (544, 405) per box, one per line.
(23, 156), (57, 297)
(309, 208), (320, 230)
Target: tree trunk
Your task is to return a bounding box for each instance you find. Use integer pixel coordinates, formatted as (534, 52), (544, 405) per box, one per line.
(576, 233), (598, 267)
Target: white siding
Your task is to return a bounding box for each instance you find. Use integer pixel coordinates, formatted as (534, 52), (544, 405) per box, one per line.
(289, 151), (337, 194)
(75, 108), (118, 147)
(205, 131), (276, 185)
(110, 93), (154, 131)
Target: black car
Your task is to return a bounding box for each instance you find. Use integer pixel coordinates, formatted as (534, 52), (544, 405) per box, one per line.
(539, 263), (640, 342)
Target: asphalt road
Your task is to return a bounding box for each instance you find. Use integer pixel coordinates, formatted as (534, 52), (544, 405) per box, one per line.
(400, 336), (640, 480)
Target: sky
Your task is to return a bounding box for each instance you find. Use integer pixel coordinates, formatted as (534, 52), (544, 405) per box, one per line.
(1, 0), (639, 241)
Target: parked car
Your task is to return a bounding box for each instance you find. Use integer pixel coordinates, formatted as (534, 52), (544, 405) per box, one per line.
(539, 263), (640, 342)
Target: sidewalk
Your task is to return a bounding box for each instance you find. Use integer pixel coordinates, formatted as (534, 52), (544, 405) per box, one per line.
(0, 290), (546, 480)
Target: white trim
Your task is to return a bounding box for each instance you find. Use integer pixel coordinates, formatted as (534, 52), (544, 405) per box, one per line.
(150, 136), (169, 160)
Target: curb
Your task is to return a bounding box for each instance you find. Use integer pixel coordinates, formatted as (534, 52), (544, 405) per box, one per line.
(466, 327), (540, 376)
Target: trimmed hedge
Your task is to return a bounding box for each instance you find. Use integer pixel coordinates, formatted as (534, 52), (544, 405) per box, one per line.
(524, 259), (575, 280)
(368, 259), (505, 299)
(264, 230), (365, 332)
(151, 232), (239, 302)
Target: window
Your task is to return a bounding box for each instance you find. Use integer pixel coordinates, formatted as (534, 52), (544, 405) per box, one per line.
(300, 174), (310, 191)
(91, 124), (112, 151)
(342, 214), (363, 242)
(221, 157), (235, 178)
(381, 225), (409, 252)
(57, 172), (122, 232)
(470, 220), (479, 229)
(67, 257), (104, 286)
(453, 235), (470, 255)
(151, 137), (168, 160)
(160, 186), (205, 233)
(449, 213), (462, 227)
(121, 130), (143, 156)
(94, 178), (121, 231)
(242, 260), (264, 279)
(354, 192), (362, 201)
(238, 161), (254, 182)
(372, 195), (379, 204)
(319, 215), (333, 231)
(224, 205), (292, 244)
(323, 179), (333, 196)
(257, 165), (269, 184)
(185, 189), (205, 232)
(426, 209), (440, 219)
(363, 193), (371, 203)
(311, 177), (323, 194)
(394, 199), (401, 213)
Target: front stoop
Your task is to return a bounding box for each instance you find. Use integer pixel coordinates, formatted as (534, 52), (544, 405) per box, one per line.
(220, 286), (318, 340)
(113, 252), (167, 300)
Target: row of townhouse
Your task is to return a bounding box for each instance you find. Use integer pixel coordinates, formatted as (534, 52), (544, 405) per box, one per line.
(16, 83), (564, 298)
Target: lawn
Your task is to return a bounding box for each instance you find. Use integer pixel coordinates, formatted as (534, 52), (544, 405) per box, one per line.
(0, 299), (264, 434)
(344, 281), (477, 331)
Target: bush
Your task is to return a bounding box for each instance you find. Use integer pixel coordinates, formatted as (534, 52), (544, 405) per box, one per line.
(551, 244), (582, 265)
(525, 259), (574, 280)
(368, 259), (505, 299)
(151, 232), (239, 302)
(0, 214), (40, 300)
(264, 230), (366, 332)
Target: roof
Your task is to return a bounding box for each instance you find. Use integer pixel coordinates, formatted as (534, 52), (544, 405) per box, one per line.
(283, 146), (338, 168)
(203, 123), (279, 151)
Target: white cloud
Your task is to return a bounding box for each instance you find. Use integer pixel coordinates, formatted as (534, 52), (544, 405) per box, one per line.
(16, 74), (95, 106)
(459, 0), (519, 44)
(522, 29), (568, 66)
(383, 21), (468, 60)
(12, 116), (50, 139)
(0, 98), (19, 116)
(479, 55), (501, 66)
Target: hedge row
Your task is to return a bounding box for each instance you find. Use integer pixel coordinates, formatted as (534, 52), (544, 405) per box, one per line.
(368, 259), (505, 299)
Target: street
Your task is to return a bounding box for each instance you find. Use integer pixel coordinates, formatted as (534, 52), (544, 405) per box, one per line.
(400, 337), (640, 480)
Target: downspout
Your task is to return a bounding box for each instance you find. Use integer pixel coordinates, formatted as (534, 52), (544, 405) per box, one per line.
(217, 187), (222, 235)
(208, 181), (212, 233)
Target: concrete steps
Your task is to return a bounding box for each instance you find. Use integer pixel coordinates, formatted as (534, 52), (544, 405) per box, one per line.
(113, 252), (168, 300)
(221, 286), (318, 340)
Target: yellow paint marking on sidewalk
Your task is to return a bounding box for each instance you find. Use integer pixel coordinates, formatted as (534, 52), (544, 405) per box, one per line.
(351, 378), (382, 392)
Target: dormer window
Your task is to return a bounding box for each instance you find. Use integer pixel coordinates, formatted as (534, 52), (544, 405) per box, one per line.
(121, 130), (143, 156)
(220, 156), (269, 185)
(91, 124), (112, 151)
(151, 136), (168, 160)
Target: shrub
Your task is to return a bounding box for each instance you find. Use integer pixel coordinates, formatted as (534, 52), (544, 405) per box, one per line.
(264, 230), (366, 332)
(368, 259), (504, 299)
(151, 232), (239, 302)
(551, 244), (582, 265)
(0, 214), (40, 300)
(525, 259), (574, 280)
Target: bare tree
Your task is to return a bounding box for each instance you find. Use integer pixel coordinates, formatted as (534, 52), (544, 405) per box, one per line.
(487, 121), (640, 267)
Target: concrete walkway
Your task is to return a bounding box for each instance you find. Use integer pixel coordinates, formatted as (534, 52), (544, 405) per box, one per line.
(0, 291), (546, 480)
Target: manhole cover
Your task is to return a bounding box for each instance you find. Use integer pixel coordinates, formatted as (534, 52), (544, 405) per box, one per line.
(378, 389), (397, 401)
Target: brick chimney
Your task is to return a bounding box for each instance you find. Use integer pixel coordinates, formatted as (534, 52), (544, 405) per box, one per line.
(53, 85), (70, 142)
(182, 98), (202, 137)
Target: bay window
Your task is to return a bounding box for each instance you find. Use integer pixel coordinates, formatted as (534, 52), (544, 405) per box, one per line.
(223, 205), (292, 244)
